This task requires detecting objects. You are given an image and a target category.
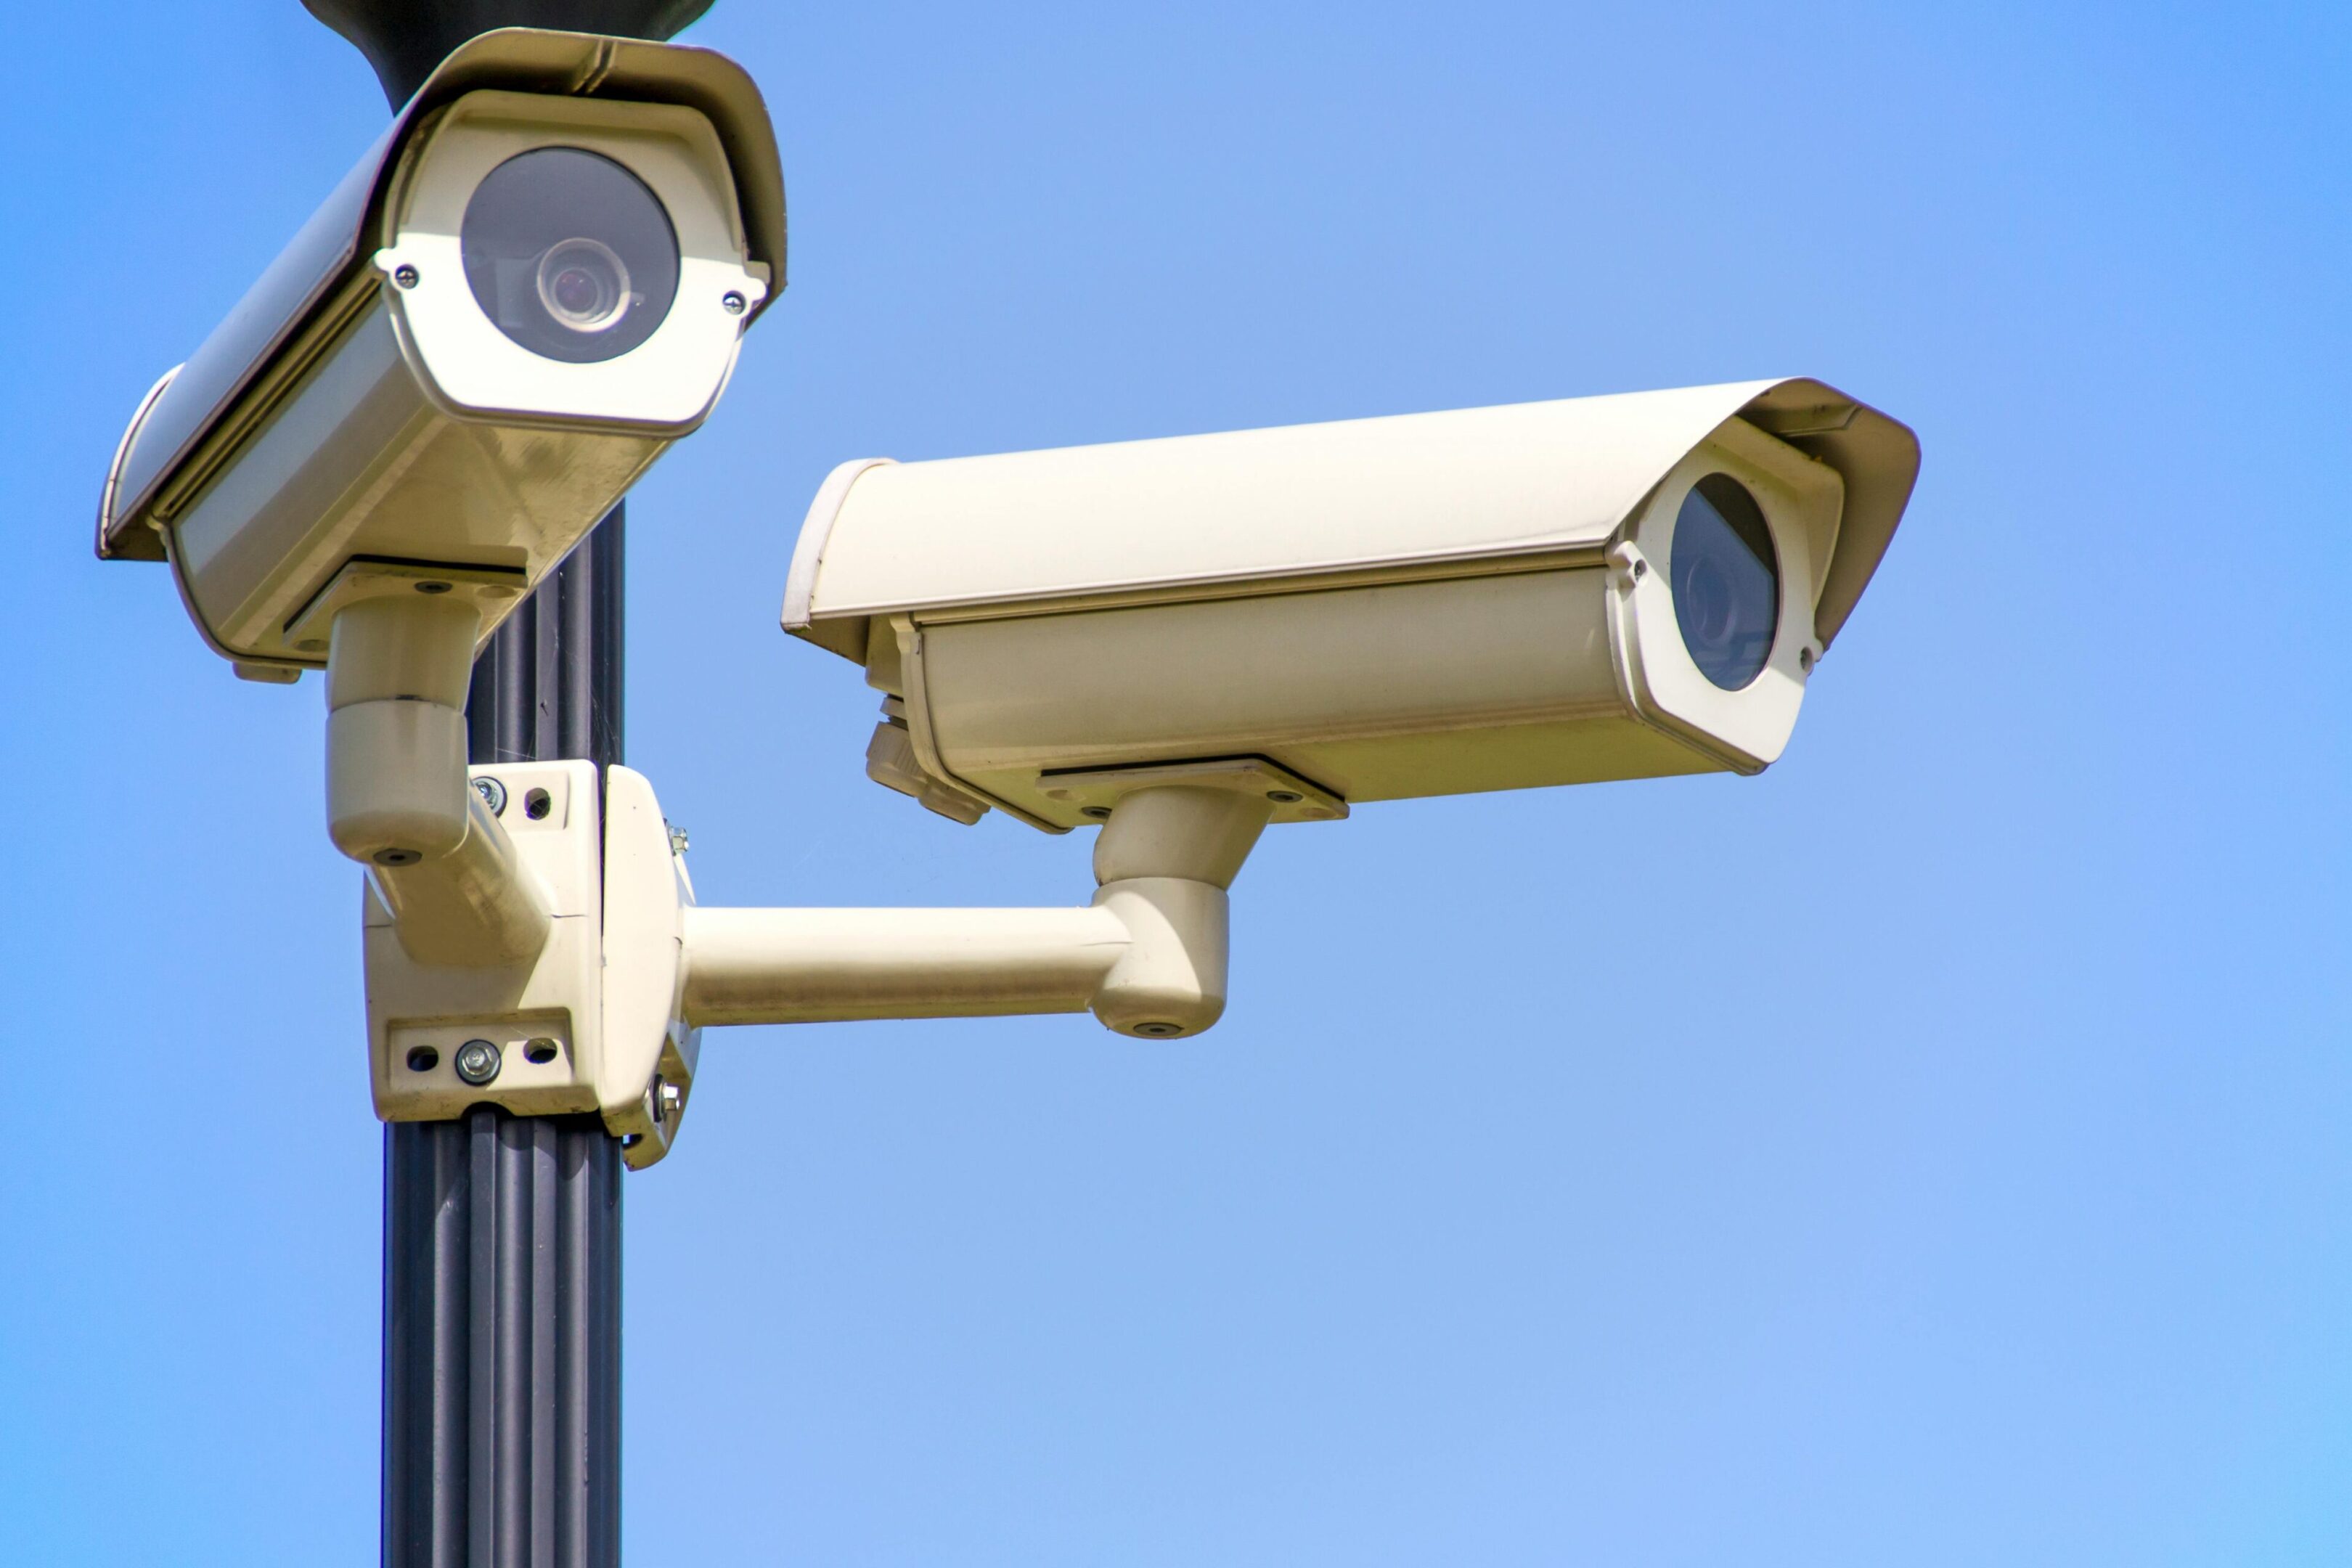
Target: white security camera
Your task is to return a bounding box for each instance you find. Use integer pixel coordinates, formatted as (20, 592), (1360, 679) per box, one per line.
(87, 31), (790, 1164)
(783, 378), (1918, 830)
(95, 28), (784, 684)
(94, 27), (781, 866)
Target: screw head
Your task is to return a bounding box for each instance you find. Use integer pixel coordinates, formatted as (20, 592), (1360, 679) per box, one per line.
(473, 776), (508, 816)
(454, 1040), (502, 1085)
(393, 264), (420, 289)
(721, 290), (747, 315)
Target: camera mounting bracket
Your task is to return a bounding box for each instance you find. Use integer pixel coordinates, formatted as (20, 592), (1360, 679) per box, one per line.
(359, 759), (1286, 1166)
(1034, 756), (1347, 825)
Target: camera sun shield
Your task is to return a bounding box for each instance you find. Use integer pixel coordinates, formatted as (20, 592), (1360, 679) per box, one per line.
(783, 379), (1918, 828)
(94, 29), (785, 680)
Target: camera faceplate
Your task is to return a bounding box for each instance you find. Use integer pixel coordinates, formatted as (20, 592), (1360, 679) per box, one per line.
(1608, 417), (1843, 772)
(376, 91), (766, 432)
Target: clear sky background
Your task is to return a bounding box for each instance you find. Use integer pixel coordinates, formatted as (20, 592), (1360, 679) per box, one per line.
(3, 3), (2348, 1564)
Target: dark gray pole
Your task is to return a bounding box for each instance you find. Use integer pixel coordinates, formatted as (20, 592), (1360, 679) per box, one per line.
(380, 519), (627, 1568)
(301, 7), (709, 1563)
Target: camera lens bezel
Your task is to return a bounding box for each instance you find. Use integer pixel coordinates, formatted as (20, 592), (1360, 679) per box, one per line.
(1613, 422), (1831, 772)
(460, 144), (679, 364)
(535, 237), (633, 335)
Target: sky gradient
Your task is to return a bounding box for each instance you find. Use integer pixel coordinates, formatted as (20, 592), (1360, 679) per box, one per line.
(3, 3), (2348, 1563)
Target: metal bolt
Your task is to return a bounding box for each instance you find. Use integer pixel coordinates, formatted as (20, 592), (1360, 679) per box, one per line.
(668, 825), (690, 855)
(721, 290), (746, 315)
(658, 1080), (685, 1121)
(393, 264), (420, 289)
(650, 1074), (671, 1124)
(474, 776), (508, 815)
(454, 1040), (502, 1085)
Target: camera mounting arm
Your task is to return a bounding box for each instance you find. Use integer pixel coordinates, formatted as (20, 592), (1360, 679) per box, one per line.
(358, 748), (1278, 1167)
(327, 588), (550, 967)
(678, 783), (1272, 1038)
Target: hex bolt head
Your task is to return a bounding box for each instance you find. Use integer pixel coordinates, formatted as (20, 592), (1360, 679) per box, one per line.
(473, 776), (508, 816)
(454, 1039), (502, 1085)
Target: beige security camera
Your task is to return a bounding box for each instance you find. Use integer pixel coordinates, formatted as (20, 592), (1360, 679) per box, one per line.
(91, 31), (788, 1164)
(96, 28), (785, 683)
(783, 378), (1918, 832)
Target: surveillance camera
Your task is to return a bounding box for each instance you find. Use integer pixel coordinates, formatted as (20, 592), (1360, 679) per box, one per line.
(94, 28), (785, 680)
(783, 379), (1918, 829)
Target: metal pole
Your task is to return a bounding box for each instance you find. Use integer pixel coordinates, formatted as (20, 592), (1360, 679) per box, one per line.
(300, 6), (710, 1563)
(381, 518), (627, 1568)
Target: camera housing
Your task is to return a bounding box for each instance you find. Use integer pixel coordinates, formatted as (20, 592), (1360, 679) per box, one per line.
(95, 28), (785, 679)
(783, 379), (1919, 829)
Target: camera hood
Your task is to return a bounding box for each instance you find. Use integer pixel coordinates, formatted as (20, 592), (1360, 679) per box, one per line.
(97, 26), (785, 563)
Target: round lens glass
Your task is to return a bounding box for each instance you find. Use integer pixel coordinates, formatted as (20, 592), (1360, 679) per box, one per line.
(1669, 474), (1779, 690)
(461, 147), (679, 364)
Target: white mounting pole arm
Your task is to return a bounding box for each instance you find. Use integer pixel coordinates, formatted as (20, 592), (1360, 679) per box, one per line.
(679, 905), (1130, 1025)
(353, 764), (1276, 1171)
(666, 783), (1274, 1040)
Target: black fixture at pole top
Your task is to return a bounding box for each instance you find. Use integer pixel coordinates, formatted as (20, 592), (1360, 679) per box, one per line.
(301, 0), (716, 106)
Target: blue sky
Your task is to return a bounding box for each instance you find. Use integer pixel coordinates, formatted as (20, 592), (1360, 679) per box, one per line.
(3, 3), (2348, 1564)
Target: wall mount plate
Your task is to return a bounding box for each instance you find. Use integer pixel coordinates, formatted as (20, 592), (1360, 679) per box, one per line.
(282, 557), (530, 657)
(1034, 756), (1347, 825)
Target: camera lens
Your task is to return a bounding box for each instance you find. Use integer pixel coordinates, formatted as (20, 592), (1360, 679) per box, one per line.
(1669, 474), (1778, 690)
(536, 238), (630, 332)
(461, 147), (679, 364)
